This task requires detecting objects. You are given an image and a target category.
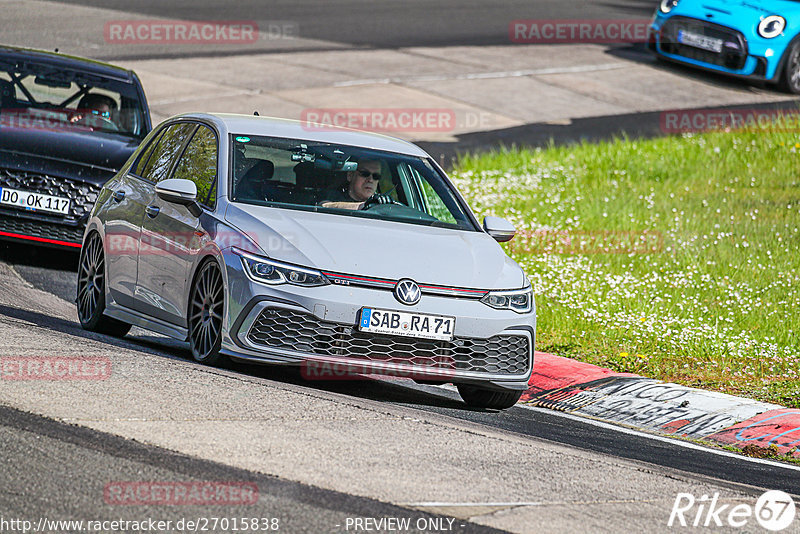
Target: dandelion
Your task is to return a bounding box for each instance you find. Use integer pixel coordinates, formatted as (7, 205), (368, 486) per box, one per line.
(453, 135), (800, 403)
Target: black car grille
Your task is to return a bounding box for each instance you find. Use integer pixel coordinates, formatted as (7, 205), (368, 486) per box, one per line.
(660, 17), (748, 70)
(0, 168), (101, 223)
(247, 308), (531, 375)
(0, 216), (84, 244)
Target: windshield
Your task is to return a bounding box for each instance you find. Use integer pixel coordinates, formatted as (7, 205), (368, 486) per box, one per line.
(0, 59), (147, 138)
(229, 135), (478, 231)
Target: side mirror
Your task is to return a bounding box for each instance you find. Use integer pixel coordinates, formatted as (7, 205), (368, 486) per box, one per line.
(483, 216), (516, 243)
(155, 178), (203, 217)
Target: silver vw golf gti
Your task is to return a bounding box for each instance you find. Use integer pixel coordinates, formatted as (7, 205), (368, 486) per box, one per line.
(78, 113), (535, 409)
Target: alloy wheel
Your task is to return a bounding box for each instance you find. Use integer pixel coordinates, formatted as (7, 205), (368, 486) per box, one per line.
(789, 47), (800, 92)
(780, 43), (800, 94)
(189, 260), (224, 363)
(76, 233), (131, 336)
(77, 233), (105, 325)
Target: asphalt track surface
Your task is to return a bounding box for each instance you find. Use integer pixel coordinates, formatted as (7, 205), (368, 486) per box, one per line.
(4, 2), (800, 527)
(16, 0), (800, 161)
(51, 0), (656, 56)
(0, 404), (502, 534)
(2, 240), (798, 504)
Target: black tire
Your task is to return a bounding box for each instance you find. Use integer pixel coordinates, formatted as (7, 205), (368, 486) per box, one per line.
(76, 232), (131, 337)
(457, 384), (523, 410)
(779, 42), (800, 94)
(188, 259), (225, 365)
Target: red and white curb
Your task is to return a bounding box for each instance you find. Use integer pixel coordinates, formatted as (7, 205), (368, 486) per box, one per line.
(522, 352), (800, 458)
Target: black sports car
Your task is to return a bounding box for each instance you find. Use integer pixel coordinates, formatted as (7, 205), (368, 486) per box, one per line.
(0, 45), (151, 248)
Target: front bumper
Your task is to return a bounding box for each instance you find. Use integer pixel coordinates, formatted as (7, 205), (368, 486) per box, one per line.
(219, 249), (535, 391)
(0, 167), (101, 248)
(0, 214), (84, 248)
(650, 15), (786, 82)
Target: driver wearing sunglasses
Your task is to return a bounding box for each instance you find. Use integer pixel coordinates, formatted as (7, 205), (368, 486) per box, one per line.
(72, 93), (118, 130)
(319, 159), (395, 210)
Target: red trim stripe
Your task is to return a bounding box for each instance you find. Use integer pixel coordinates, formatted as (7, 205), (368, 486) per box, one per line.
(321, 271), (486, 294)
(418, 284), (484, 294)
(0, 231), (81, 248)
(321, 272), (394, 285)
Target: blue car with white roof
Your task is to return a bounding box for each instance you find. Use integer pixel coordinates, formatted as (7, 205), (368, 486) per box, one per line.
(649, 0), (800, 93)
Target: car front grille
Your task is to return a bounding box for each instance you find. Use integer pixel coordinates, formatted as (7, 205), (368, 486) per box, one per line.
(660, 17), (748, 70)
(0, 216), (84, 245)
(247, 307), (531, 376)
(0, 167), (101, 223)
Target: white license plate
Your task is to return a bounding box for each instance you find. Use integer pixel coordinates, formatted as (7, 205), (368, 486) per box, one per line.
(359, 308), (455, 341)
(677, 30), (723, 53)
(0, 187), (71, 215)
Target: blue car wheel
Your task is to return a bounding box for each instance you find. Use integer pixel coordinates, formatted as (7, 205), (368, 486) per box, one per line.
(779, 41), (800, 94)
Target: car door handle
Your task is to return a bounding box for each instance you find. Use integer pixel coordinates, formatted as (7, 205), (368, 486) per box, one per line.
(145, 205), (160, 218)
(112, 190), (126, 202)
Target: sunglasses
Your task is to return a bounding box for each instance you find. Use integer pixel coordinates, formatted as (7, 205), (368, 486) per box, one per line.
(91, 109), (111, 118)
(357, 169), (381, 180)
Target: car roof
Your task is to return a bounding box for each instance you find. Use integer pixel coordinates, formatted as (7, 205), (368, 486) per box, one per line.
(0, 45), (136, 83)
(176, 112), (432, 158)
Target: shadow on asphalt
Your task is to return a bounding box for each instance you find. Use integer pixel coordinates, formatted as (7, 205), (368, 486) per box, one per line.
(0, 241), (80, 270)
(604, 43), (777, 93)
(0, 296), (470, 412)
(228, 359), (471, 410)
(0, 241), (81, 303)
(418, 44), (800, 165)
(0, 242), (479, 412)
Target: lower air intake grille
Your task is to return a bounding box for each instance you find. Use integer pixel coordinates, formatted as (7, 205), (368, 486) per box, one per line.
(247, 307), (530, 375)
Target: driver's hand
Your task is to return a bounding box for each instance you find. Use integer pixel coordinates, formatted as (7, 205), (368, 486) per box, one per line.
(360, 193), (393, 210)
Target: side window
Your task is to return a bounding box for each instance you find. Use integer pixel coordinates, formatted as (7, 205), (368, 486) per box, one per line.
(132, 129), (164, 177)
(140, 123), (197, 183)
(172, 125), (218, 208)
(409, 166), (458, 224)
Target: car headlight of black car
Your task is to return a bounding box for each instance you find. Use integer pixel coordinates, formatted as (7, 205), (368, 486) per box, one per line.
(234, 248), (329, 287)
(758, 16), (785, 39)
(659, 0), (679, 14)
(481, 287), (533, 314)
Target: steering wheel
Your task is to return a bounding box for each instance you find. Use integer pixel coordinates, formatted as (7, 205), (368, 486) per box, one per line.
(360, 193), (401, 210)
(77, 113), (119, 132)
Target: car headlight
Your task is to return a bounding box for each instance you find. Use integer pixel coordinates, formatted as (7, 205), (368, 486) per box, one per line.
(758, 16), (785, 39)
(233, 248), (329, 287)
(659, 0), (679, 14)
(481, 287), (533, 314)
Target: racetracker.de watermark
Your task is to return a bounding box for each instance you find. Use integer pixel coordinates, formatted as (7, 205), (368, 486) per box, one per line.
(508, 230), (664, 255)
(301, 360), (457, 381)
(0, 357), (111, 381)
(509, 19), (651, 43)
(0, 109), (95, 133)
(105, 231), (294, 257)
(661, 108), (800, 133)
(104, 20), (298, 44)
(104, 482), (259, 506)
(301, 108), (461, 133)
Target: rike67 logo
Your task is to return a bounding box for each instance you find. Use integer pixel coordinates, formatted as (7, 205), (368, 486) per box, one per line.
(669, 490), (796, 531)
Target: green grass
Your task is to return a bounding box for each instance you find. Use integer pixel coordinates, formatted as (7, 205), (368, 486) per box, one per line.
(451, 129), (800, 408)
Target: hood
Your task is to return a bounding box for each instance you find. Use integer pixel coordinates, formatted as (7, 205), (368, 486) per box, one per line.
(0, 126), (140, 181)
(696, 0), (800, 16)
(736, 0), (800, 10)
(225, 203), (526, 290)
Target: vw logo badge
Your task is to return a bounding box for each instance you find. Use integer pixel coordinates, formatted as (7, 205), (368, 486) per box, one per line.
(394, 279), (421, 305)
